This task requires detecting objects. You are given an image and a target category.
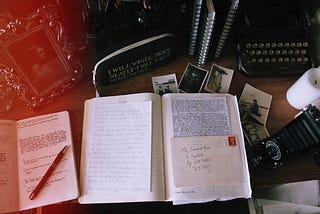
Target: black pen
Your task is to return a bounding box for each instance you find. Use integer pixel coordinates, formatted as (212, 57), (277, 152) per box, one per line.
(29, 145), (69, 200)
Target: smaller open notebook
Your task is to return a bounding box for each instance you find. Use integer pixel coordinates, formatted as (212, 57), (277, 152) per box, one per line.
(0, 111), (79, 213)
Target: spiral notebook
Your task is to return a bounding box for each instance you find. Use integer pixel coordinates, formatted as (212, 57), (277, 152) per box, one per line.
(188, 0), (203, 56)
(197, 0), (215, 65)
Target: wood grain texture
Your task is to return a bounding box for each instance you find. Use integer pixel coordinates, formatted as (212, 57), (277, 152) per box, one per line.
(1, 50), (318, 188)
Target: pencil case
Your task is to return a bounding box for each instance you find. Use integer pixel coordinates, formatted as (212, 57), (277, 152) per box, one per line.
(92, 31), (177, 96)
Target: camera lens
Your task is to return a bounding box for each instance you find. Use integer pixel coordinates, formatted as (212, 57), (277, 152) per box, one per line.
(266, 140), (281, 161)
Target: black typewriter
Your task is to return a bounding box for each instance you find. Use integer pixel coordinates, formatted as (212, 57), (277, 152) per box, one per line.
(235, 0), (320, 76)
(237, 41), (312, 76)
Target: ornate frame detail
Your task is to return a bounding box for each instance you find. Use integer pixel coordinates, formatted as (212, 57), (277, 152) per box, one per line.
(0, 4), (83, 110)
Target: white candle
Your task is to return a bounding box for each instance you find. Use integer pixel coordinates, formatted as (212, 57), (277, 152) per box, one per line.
(312, 98), (320, 109)
(286, 67), (320, 109)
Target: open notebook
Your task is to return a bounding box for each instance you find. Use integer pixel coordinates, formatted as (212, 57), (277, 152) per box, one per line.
(78, 92), (251, 205)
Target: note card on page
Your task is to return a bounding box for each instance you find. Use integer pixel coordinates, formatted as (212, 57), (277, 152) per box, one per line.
(86, 101), (152, 192)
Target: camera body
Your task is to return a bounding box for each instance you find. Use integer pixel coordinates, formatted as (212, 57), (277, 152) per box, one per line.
(246, 105), (320, 171)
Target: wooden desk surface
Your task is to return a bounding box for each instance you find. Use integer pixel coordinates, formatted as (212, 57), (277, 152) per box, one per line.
(1, 51), (320, 213)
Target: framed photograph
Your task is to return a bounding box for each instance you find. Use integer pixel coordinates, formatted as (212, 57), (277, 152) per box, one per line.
(152, 74), (179, 95)
(205, 63), (234, 93)
(0, 4), (83, 110)
(178, 63), (208, 93)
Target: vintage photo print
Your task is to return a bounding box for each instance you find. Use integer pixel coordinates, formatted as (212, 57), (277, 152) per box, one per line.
(242, 121), (270, 146)
(239, 84), (272, 126)
(178, 63), (208, 93)
(152, 74), (179, 95)
(205, 63), (234, 93)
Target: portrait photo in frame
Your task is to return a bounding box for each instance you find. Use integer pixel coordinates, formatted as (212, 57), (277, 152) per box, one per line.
(0, 4), (83, 110)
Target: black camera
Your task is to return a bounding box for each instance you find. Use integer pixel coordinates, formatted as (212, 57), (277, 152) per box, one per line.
(245, 105), (320, 171)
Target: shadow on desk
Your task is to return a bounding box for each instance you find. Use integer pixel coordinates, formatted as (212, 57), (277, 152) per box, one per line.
(42, 199), (249, 214)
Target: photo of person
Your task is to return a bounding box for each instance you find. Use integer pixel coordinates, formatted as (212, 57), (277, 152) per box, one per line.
(205, 63), (234, 93)
(164, 84), (173, 93)
(178, 63), (208, 93)
(5, 28), (69, 95)
(241, 98), (263, 121)
(239, 84), (272, 126)
(27, 44), (64, 92)
(152, 74), (178, 95)
(242, 121), (270, 146)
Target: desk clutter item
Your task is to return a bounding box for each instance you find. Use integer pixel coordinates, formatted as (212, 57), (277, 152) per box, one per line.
(0, 111), (79, 213)
(239, 84), (273, 128)
(188, 0), (216, 65)
(196, 0), (215, 65)
(0, 2), (84, 111)
(188, 0), (203, 56)
(286, 67), (320, 109)
(178, 63), (209, 93)
(237, 41), (312, 76)
(246, 105), (320, 172)
(204, 63), (234, 93)
(152, 74), (179, 95)
(213, 0), (239, 59)
(86, 0), (165, 49)
(0, 74), (16, 114)
(249, 180), (320, 213)
(79, 93), (251, 205)
(83, 0), (188, 54)
(235, 0), (318, 76)
(93, 31), (177, 96)
(239, 84), (273, 172)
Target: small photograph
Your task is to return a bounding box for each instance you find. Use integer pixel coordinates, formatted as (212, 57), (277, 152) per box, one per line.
(152, 74), (179, 95)
(205, 63), (234, 93)
(239, 84), (272, 126)
(178, 63), (208, 93)
(242, 121), (270, 146)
